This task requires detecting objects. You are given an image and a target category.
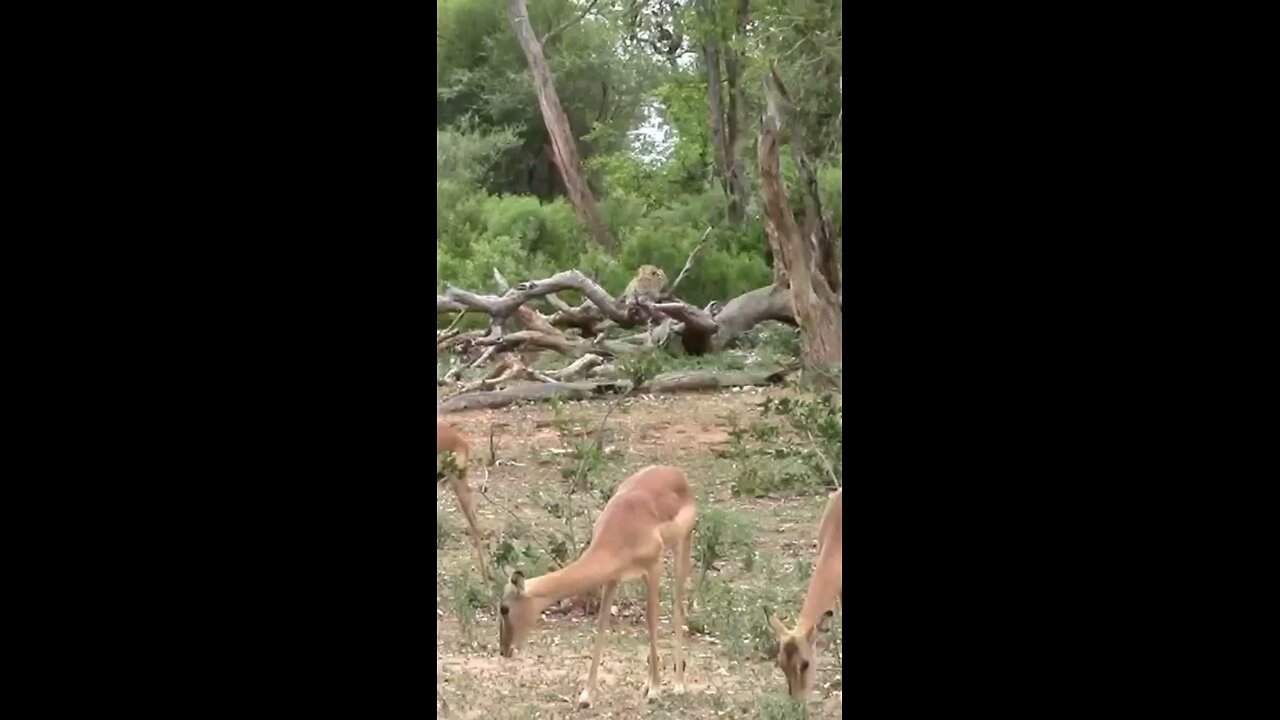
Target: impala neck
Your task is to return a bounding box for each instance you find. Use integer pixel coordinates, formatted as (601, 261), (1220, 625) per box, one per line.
(525, 547), (621, 611)
(797, 545), (841, 632)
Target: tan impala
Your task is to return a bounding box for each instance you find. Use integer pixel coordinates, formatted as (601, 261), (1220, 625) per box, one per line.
(498, 465), (697, 708)
(436, 419), (491, 583)
(767, 488), (842, 700)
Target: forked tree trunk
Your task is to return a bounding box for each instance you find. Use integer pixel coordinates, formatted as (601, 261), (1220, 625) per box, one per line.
(507, 0), (616, 250)
(759, 67), (842, 377)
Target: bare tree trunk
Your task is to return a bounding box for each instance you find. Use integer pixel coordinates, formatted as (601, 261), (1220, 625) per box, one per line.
(721, 0), (749, 224)
(794, 151), (840, 297)
(764, 214), (790, 286)
(759, 68), (842, 377)
(701, 29), (729, 199)
(508, 0), (616, 250)
(700, 0), (745, 225)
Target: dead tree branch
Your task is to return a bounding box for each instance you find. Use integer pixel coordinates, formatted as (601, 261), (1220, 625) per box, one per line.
(540, 0), (600, 45)
(437, 365), (797, 414)
(440, 270), (630, 324)
(474, 329), (645, 358)
(666, 226), (713, 297)
(544, 353), (605, 380)
(439, 270), (796, 355)
(493, 267), (511, 292)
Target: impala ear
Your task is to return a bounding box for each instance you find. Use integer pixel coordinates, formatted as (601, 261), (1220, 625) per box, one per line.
(508, 570), (525, 593)
(764, 607), (788, 638)
(807, 609), (835, 646)
(816, 609), (834, 633)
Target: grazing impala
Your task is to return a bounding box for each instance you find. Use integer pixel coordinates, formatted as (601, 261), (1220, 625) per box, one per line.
(497, 465), (697, 709)
(436, 418), (491, 583)
(766, 488), (842, 701)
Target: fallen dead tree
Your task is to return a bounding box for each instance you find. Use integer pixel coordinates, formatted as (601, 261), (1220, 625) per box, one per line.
(437, 364), (797, 414)
(437, 62), (839, 393)
(473, 329), (647, 358)
(437, 268), (793, 357)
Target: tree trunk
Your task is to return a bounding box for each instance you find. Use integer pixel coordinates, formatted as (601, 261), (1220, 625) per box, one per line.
(793, 150), (840, 297)
(701, 30), (729, 201)
(507, 0), (616, 250)
(764, 214), (790, 286)
(759, 68), (842, 378)
(721, 0), (749, 224)
(700, 0), (744, 225)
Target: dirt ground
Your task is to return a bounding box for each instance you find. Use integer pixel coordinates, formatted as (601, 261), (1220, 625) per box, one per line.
(437, 387), (842, 719)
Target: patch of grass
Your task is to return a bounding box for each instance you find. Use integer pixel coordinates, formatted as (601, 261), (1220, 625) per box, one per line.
(437, 509), (453, 549)
(758, 692), (809, 719)
(752, 322), (801, 362)
(448, 572), (489, 642)
(725, 393), (841, 497)
(687, 555), (806, 660)
(435, 389), (842, 717)
(694, 506), (756, 595)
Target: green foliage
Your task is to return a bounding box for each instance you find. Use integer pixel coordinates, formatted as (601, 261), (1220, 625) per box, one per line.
(436, 509), (452, 550)
(688, 556), (799, 660)
(437, 450), (461, 478)
(753, 322), (802, 362)
(617, 352), (664, 388)
(437, 167), (771, 316)
(727, 394), (842, 497)
(436, 119), (522, 187)
(437, 0), (658, 197)
(490, 530), (558, 585)
(436, 0), (841, 346)
(694, 506), (756, 590)
(448, 572), (490, 642)
(757, 693), (810, 720)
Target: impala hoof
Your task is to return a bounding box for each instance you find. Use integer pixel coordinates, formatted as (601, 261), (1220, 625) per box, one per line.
(577, 690), (592, 708)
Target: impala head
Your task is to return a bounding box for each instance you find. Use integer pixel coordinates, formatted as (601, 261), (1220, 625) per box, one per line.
(498, 571), (540, 657)
(766, 608), (834, 700)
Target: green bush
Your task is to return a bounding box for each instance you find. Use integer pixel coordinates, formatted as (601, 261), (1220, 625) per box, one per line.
(726, 394), (842, 497)
(437, 124), (777, 324)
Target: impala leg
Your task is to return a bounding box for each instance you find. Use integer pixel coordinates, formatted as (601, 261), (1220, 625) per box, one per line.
(641, 563), (662, 702)
(578, 580), (618, 709)
(672, 530), (692, 693)
(452, 476), (490, 583)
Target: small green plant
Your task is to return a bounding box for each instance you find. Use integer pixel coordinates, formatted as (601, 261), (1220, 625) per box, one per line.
(448, 572), (489, 642)
(694, 507), (755, 595)
(436, 509), (453, 550)
(688, 574), (798, 660)
(437, 450), (461, 478)
(559, 438), (603, 492)
(757, 692), (809, 719)
(490, 535), (556, 587)
(794, 558), (813, 583)
(727, 393), (841, 497)
(617, 352), (663, 389)
(754, 322), (801, 361)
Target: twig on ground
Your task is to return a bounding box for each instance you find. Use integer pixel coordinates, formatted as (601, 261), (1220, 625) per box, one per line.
(805, 430), (841, 488)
